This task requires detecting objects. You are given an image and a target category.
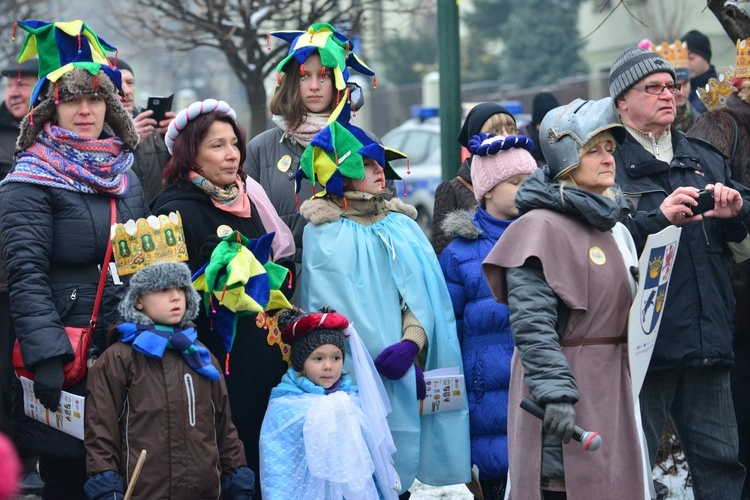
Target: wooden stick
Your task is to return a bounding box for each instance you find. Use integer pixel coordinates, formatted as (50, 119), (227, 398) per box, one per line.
(124, 449), (147, 500)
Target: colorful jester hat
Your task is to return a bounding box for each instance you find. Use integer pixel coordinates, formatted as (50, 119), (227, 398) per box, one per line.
(297, 121), (407, 198)
(270, 22), (375, 91)
(13, 20), (123, 108)
(191, 231), (292, 366)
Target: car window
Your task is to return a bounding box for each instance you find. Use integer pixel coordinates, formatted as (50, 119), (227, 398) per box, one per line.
(399, 130), (433, 165)
(383, 130), (407, 152)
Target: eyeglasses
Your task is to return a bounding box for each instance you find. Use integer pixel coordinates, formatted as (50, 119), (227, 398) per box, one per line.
(632, 83), (682, 95)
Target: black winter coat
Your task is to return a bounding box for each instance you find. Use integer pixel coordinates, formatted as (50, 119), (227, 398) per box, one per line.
(151, 181), (290, 498)
(0, 172), (149, 458)
(614, 129), (750, 370)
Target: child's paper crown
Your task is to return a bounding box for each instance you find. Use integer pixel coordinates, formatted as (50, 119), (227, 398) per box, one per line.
(297, 121), (407, 198)
(111, 212), (189, 276)
(13, 19), (122, 107)
(697, 67), (737, 111)
(270, 22), (375, 91)
(650, 40), (690, 81)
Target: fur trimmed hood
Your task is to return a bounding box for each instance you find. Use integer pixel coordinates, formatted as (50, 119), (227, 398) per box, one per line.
(440, 209), (481, 240)
(118, 262), (201, 327)
(17, 68), (138, 151)
(300, 193), (418, 225)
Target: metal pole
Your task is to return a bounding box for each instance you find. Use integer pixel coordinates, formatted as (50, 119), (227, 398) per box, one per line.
(438, 0), (461, 181)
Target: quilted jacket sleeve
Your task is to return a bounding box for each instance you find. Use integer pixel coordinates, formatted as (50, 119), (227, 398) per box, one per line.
(505, 264), (578, 405)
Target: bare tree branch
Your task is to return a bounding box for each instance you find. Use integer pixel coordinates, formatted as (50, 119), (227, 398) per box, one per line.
(0, 0), (52, 65)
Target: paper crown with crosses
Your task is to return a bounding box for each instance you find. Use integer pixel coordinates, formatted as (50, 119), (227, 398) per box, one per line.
(650, 40), (690, 82)
(270, 22), (375, 91)
(297, 121), (407, 198)
(697, 67), (737, 110)
(12, 20), (123, 107)
(111, 212), (189, 276)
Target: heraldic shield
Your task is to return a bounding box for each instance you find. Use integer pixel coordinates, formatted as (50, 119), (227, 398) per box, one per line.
(639, 241), (677, 334)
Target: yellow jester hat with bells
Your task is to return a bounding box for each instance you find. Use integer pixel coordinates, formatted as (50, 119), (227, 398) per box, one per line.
(191, 231), (293, 374)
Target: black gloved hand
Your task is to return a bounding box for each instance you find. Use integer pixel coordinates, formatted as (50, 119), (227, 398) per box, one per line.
(543, 401), (576, 443)
(199, 235), (223, 263)
(34, 357), (64, 411)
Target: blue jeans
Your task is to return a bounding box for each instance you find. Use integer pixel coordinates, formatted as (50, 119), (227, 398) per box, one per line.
(640, 366), (745, 499)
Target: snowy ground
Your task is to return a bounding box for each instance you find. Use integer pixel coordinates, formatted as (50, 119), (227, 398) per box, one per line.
(408, 461), (694, 499)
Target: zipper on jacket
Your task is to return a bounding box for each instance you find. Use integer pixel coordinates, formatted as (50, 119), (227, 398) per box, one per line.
(184, 374), (196, 427)
(70, 289), (77, 301)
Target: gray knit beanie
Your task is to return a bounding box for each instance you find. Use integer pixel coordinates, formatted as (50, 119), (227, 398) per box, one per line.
(118, 262), (200, 327)
(16, 67), (138, 151)
(609, 46), (676, 100)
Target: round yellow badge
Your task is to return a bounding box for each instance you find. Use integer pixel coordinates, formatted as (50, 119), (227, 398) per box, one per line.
(589, 246), (606, 265)
(216, 225), (233, 238)
(277, 155), (292, 173)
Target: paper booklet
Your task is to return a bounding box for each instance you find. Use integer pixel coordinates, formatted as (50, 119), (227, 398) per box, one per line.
(419, 366), (465, 415)
(19, 376), (85, 440)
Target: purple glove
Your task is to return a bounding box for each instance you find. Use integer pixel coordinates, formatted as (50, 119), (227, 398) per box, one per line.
(414, 365), (426, 400)
(374, 340), (419, 380)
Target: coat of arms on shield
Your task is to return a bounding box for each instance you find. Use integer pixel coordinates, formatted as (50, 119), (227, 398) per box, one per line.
(640, 241), (677, 334)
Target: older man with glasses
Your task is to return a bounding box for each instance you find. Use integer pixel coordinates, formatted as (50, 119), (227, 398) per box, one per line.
(609, 45), (749, 499)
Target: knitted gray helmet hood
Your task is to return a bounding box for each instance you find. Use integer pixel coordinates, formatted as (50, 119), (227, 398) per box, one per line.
(118, 262), (200, 328)
(16, 67), (138, 151)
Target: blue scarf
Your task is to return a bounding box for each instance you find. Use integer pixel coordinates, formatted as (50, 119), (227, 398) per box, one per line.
(118, 322), (220, 380)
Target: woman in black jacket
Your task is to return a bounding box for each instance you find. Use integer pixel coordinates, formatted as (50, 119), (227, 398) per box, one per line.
(0, 20), (148, 499)
(151, 98), (294, 498)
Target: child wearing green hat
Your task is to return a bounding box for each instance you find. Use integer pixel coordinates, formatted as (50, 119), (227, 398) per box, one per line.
(298, 121), (471, 495)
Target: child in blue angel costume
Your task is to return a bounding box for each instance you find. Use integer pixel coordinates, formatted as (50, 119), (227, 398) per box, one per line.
(260, 307), (399, 499)
(298, 121), (471, 493)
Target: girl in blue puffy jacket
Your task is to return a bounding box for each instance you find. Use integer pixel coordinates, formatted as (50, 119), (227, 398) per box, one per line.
(439, 133), (536, 499)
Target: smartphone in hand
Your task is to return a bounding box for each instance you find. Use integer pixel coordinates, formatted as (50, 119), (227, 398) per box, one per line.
(146, 94), (174, 123)
(690, 189), (715, 216)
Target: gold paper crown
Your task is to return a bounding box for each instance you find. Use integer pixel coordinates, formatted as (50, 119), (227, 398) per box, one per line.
(736, 38), (750, 79)
(697, 67), (737, 111)
(111, 211), (189, 276)
(651, 40), (689, 70)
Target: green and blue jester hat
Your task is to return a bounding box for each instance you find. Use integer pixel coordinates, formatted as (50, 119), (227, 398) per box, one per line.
(297, 121), (407, 199)
(13, 19), (123, 108)
(191, 231), (292, 374)
(270, 22), (375, 92)
(11, 19), (137, 151)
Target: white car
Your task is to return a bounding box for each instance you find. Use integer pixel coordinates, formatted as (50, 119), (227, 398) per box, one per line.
(382, 116), (442, 240)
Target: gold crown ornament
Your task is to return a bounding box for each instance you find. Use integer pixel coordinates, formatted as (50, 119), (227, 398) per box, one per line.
(736, 38), (750, 79)
(111, 212), (189, 275)
(650, 40), (690, 71)
(697, 67), (737, 111)
(650, 40), (690, 82)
